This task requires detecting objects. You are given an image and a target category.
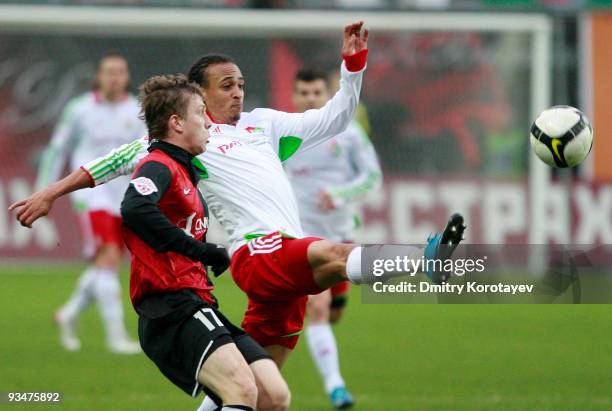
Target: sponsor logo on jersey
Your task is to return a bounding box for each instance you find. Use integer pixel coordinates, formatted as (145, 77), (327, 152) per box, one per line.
(130, 177), (158, 195)
(211, 126), (221, 134)
(218, 140), (243, 154)
(180, 213), (209, 237)
(245, 126), (264, 134)
(183, 188), (191, 195)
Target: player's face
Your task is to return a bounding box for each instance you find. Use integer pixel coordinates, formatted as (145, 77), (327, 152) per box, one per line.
(292, 79), (330, 112)
(202, 63), (244, 125)
(96, 56), (130, 100)
(181, 94), (211, 156)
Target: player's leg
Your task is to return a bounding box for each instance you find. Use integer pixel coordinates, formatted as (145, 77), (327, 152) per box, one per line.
(88, 211), (139, 354)
(308, 213), (466, 287)
(196, 359), (289, 411)
(233, 322), (290, 411)
(306, 290), (354, 409)
(329, 281), (350, 324)
(140, 300), (258, 410)
(250, 359), (290, 411)
(54, 211), (99, 351)
(196, 312), (290, 411)
(197, 343), (258, 409)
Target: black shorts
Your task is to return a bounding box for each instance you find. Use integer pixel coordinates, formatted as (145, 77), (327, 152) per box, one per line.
(137, 290), (269, 398)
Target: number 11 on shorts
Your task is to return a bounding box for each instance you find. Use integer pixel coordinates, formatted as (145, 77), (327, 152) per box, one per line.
(193, 308), (224, 331)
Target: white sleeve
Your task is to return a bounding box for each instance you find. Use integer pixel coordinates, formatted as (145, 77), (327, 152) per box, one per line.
(259, 62), (364, 162)
(328, 124), (382, 207)
(35, 99), (81, 189)
(81, 136), (149, 186)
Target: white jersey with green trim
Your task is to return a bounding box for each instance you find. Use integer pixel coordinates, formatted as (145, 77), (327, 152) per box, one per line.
(284, 121), (382, 242)
(82, 63), (364, 253)
(36, 91), (146, 214)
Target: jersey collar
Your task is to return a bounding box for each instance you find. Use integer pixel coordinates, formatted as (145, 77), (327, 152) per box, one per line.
(148, 140), (200, 185)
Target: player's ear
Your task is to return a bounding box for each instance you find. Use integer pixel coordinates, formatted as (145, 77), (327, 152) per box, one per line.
(168, 114), (184, 134)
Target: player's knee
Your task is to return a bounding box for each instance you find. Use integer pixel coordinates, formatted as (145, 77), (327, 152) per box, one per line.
(208, 358), (258, 407)
(237, 377), (259, 407)
(94, 244), (121, 269)
(307, 294), (331, 323)
(308, 302), (329, 323)
(227, 365), (258, 406)
(259, 382), (290, 411)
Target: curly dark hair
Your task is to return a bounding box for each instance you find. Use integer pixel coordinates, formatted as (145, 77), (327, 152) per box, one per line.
(139, 74), (203, 141)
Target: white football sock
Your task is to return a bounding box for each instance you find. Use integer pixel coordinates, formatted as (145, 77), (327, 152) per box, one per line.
(345, 247), (362, 284)
(92, 268), (130, 343)
(346, 245), (424, 284)
(196, 396), (220, 411)
(306, 323), (345, 394)
(59, 266), (97, 321)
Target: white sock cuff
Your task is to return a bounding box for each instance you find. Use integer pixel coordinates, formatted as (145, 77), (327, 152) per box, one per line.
(345, 247), (362, 284)
(196, 396), (220, 411)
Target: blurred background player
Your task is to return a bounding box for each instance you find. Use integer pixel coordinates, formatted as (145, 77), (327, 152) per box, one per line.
(285, 68), (382, 409)
(35, 53), (145, 354)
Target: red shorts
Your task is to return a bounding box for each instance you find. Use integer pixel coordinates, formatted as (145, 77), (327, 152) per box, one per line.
(78, 210), (123, 257)
(230, 232), (323, 349)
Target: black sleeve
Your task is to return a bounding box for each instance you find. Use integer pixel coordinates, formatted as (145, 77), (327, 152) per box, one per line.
(120, 161), (211, 262)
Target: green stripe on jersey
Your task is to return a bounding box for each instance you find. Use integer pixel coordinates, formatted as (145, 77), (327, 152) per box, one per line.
(330, 171), (380, 200)
(88, 140), (142, 174)
(89, 146), (140, 180)
(244, 231), (295, 241)
(278, 136), (303, 162)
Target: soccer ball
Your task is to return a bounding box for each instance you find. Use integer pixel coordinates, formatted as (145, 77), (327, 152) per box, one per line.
(530, 106), (594, 168)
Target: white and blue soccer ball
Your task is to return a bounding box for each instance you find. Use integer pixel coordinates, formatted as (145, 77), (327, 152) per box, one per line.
(530, 105), (594, 168)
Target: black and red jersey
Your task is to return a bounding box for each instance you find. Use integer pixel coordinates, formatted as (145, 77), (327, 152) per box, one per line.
(121, 141), (215, 309)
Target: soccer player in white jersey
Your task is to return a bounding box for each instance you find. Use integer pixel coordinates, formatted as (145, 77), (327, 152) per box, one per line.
(284, 68), (382, 409)
(11, 22), (466, 405)
(35, 53), (145, 354)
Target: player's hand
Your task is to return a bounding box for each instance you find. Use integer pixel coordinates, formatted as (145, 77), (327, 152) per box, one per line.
(200, 243), (230, 277)
(8, 188), (57, 228)
(342, 20), (369, 56)
(317, 191), (336, 212)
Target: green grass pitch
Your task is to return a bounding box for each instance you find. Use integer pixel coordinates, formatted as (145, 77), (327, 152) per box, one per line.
(1, 263), (611, 410)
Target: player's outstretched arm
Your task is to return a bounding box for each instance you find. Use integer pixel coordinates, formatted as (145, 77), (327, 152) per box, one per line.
(8, 168), (91, 228)
(9, 136), (148, 228)
(323, 125), (382, 209)
(263, 21), (369, 160)
(82, 137), (148, 186)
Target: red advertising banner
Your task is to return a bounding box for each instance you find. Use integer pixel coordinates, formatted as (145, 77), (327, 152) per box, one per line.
(2, 177), (610, 260)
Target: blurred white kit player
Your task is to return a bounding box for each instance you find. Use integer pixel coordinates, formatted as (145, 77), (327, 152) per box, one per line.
(286, 120), (381, 242)
(284, 68), (382, 409)
(36, 53), (145, 354)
